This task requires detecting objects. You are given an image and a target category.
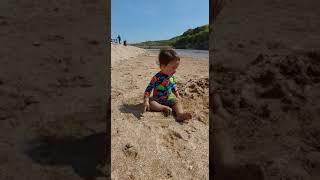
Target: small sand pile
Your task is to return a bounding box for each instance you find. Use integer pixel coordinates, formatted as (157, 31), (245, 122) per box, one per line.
(214, 50), (320, 116)
(176, 78), (209, 124)
(111, 44), (146, 65)
(179, 78), (209, 98)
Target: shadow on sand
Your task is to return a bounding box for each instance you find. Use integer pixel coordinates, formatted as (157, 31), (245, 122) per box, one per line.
(119, 103), (144, 119)
(25, 132), (109, 180)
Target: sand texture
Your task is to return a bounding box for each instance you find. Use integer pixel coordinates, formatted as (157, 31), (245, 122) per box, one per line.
(111, 45), (209, 179)
(0, 0), (107, 179)
(210, 0), (320, 179)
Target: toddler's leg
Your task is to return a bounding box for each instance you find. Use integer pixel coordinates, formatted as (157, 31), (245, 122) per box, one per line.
(172, 99), (192, 122)
(150, 100), (172, 116)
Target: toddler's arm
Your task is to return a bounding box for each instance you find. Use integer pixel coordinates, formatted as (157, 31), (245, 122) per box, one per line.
(144, 75), (157, 98)
(171, 77), (180, 98)
(172, 85), (181, 98)
(143, 75), (157, 112)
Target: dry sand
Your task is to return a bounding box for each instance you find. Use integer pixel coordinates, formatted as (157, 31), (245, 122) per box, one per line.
(111, 44), (147, 65)
(111, 45), (209, 179)
(211, 0), (320, 179)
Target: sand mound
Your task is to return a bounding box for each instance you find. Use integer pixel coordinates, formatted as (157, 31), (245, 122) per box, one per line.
(212, 50), (320, 179)
(179, 78), (209, 97)
(214, 50), (320, 115)
(176, 78), (209, 124)
(111, 44), (146, 65)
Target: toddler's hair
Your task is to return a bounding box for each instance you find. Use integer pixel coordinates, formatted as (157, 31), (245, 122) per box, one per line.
(158, 48), (180, 65)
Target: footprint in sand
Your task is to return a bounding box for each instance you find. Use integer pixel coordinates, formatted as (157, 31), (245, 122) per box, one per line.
(122, 143), (138, 159)
(162, 129), (184, 149)
(159, 121), (170, 129)
(111, 90), (122, 98)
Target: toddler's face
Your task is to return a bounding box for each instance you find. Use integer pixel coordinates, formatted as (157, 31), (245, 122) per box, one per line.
(162, 60), (180, 75)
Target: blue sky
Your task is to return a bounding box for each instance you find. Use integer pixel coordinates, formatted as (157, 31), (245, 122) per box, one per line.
(111, 0), (208, 43)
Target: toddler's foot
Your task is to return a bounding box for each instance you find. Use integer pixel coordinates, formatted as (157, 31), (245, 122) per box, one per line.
(162, 106), (172, 117)
(176, 112), (192, 122)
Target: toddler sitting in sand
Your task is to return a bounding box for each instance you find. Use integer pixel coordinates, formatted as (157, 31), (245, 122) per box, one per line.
(143, 48), (192, 122)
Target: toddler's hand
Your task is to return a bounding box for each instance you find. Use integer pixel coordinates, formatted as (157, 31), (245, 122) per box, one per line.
(143, 100), (150, 112)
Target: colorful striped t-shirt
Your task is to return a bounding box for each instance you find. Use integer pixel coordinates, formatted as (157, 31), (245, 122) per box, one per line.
(144, 71), (179, 101)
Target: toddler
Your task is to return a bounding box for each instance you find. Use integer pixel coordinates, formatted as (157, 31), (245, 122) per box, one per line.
(143, 48), (192, 122)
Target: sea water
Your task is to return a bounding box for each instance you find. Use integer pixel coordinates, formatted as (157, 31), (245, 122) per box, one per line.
(146, 49), (209, 60)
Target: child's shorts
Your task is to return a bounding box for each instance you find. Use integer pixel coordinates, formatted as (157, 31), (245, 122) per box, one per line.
(150, 96), (177, 108)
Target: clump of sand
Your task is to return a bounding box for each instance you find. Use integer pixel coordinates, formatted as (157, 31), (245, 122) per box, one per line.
(177, 78), (209, 124)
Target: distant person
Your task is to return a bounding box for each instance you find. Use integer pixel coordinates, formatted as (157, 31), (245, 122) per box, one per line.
(123, 40), (127, 46)
(117, 35), (121, 44)
(143, 48), (192, 122)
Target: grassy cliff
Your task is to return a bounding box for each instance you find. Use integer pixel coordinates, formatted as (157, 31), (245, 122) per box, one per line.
(132, 24), (209, 50)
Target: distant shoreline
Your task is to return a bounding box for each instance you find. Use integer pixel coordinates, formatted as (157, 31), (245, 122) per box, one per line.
(129, 45), (173, 49)
(145, 48), (209, 60)
(130, 44), (209, 51)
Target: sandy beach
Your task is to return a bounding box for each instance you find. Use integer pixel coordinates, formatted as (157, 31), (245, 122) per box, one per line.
(111, 44), (209, 179)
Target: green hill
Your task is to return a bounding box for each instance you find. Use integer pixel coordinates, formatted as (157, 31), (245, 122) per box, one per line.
(132, 24), (209, 50)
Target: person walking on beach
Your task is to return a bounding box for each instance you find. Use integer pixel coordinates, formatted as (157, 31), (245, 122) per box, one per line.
(117, 35), (121, 44)
(143, 48), (192, 122)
